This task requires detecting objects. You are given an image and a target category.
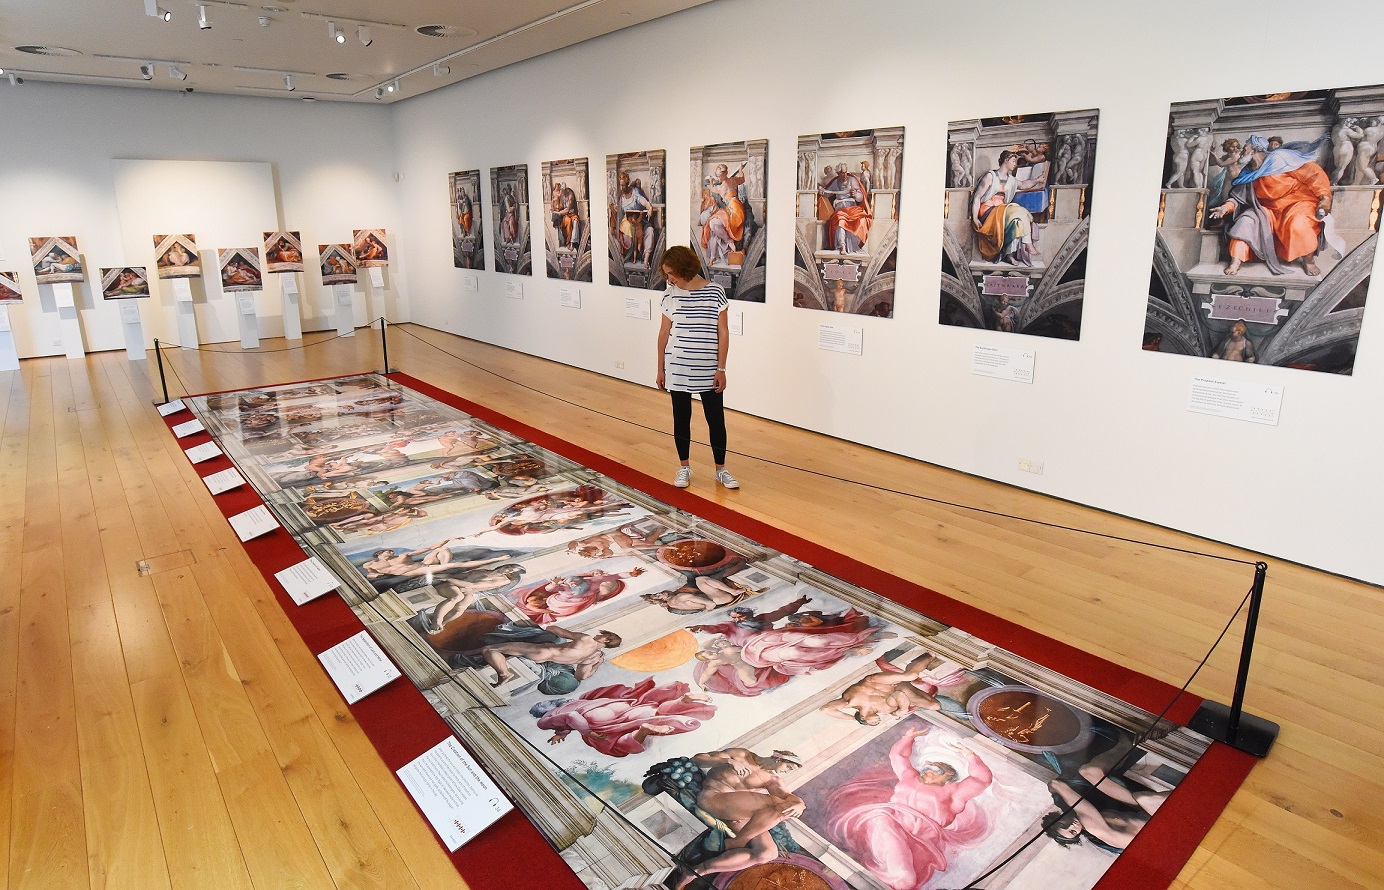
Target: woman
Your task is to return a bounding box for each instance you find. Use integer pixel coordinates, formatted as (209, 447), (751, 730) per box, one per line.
(655, 245), (738, 489)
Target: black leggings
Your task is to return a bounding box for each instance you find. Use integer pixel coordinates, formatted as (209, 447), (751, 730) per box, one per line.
(670, 390), (726, 465)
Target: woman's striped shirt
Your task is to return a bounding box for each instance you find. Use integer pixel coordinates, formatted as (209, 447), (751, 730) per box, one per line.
(661, 283), (728, 393)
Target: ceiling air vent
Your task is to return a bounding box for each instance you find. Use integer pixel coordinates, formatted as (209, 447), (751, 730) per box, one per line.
(325, 73), (353, 81)
(416, 24), (457, 38)
(15, 45), (82, 57)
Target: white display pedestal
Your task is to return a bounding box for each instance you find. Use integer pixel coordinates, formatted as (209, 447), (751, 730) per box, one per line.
(334, 285), (356, 337)
(0, 307), (19, 371)
(236, 293), (260, 349)
(279, 273), (303, 341)
(52, 283), (87, 360)
(119, 301), (146, 361)
(171, 278), (199, 349)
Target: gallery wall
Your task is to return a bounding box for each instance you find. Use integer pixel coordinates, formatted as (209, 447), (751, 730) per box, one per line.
(390, 0), (1384, 585)
(0, 84), (406, 356)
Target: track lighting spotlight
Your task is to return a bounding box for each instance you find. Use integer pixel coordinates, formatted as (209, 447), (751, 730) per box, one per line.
(197, 4), (210, 30)
(168, 65), (187, 81)
(284, 74), (294, 91)
(357, 25), (372, 46)
(144, 0), (171, 21)
(433, 62), (450, 76)
(374, 85), (385, 100)
(386, 80), (397, 93)
(7, 73), (18, 86)
(139, 63), (153, 80)
(328, 21), (344, 44)
(258, 15), (270, 27)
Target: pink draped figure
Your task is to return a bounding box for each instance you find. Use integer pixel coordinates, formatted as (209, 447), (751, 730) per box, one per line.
(532, 677), (716, 757)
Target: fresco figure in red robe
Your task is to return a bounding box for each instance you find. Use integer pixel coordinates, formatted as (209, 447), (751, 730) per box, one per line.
(530, 677), (715, 756)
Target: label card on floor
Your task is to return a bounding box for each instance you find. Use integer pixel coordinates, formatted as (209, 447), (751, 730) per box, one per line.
(203, 467), (246, 495)
(817, 323), (863, 355)
(397, 737), (513, 851)
(317, 630), (400, 703)
(971, 343), (1035, 384)
(157, 398), (187, 416)
(1187, 376), (1283, 426)
(275, 557), (340, 605)
(184, 441), (222, 463)
(504, 280), (523, 300)
(171, 418), (205, 438)
(729, 309), (743, 336)
(624, 296), (650, 319)
(228, 504), (278, 541)
(559, 287), (581, 309)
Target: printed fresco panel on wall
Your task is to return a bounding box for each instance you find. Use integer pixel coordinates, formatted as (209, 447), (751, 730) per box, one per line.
(794, 127), (903, 317)
(542, 157), (593, 282)
(263, 231), (305, 274)
(1144, 85), (1383, 374)
(31, 236), (84, 285)
(607, 149), (666, 290)
(100, 266), (150, 300)
(219, 247), (263, 293)
(190, 373), (1217, 890)
(0, 272), (23, 302)
(153, 233), (200, 279)
(319, 244), (357, 285)
(490, 164), (532, 275)
(450, 170), (485, 270)
(940, 109), (1099, 340)
(352, 229), (389, 267)
(691, 138), (768, 302)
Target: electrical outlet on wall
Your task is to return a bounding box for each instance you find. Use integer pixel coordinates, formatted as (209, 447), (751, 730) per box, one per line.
(614, 360), (625, 369)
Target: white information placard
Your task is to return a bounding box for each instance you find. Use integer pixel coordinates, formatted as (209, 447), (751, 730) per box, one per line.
(624, 296), (650, 319)
(172, 278), (194, 303)
(184, 441), (223, 463)
(203, 467), (246, 495)
(336, 288), (353, 307)
(504, 280), (523, 300)
(157, 398), (187, 416)
(729, 310), (743, 336)
(317, 630), (401, 704)
(54, 283), (76, 308)
(970, 343), (1036, 384)
(396, 737), (513, 852)
(275, 557), (341, 606)
(1187, 376), (1283, 426)
(228, 504), (278, 541)
(119, 302), (142, 324)
(817, 323), (863, 356)
(237, 294), (257, 316)
(463, 275), (478, 292)
(280, 274), (298, 296)
(559, 287), (581, 309)
(171, 418), (206, 438)
(368, 266), (385, 289)
(0, 307), (10, 333)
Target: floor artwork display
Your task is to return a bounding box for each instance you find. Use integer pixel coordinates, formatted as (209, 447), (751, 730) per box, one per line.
(185, 375), (1227, 890)
(940, 110), (1099, 340)
(1144, 84), (1382, 374)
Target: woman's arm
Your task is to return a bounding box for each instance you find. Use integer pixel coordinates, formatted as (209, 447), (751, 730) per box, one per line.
(714, 310), (729, 393)
(655, 314), (672, 391)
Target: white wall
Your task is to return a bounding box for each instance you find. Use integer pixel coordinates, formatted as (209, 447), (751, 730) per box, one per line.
(390, 0), (1384, 585)
(0, 83), (407, 356)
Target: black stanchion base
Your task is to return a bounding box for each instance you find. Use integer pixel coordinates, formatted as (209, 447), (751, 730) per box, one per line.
(1188, 700), (1280, 757)
(374, 368), (394, 375)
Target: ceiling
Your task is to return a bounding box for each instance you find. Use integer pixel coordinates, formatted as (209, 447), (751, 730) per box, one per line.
(0, 0), (713, 103)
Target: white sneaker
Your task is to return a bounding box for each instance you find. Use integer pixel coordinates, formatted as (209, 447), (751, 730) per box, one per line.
(715, 469), (740, 489)
(674, 466), (692, 488)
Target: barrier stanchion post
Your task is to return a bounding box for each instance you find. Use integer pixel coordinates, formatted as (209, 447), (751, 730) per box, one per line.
(1188, 561), (1279, 756)
(154, 338), (170, 405)
(376, 317), (393, 375)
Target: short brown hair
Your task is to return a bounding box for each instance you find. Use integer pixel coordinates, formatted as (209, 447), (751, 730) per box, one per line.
(660, 245), (702, 280)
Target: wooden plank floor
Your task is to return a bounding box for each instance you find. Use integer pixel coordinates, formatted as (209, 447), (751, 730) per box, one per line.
(1, 325), (1379, 889)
